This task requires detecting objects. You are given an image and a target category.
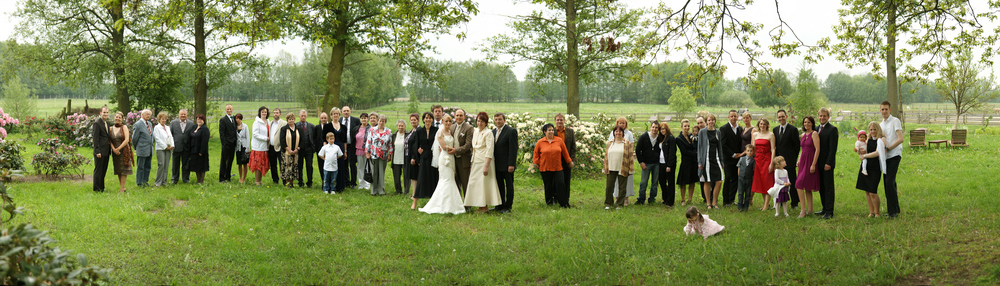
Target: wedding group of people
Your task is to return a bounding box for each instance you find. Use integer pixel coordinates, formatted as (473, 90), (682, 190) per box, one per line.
(613, 101), (904, 220)
(90, 101), (905, 220)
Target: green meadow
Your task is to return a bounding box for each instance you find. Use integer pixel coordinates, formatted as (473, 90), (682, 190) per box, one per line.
(6, 102), (1000, 285)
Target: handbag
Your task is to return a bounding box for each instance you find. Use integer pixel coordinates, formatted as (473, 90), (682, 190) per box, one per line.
(363, 159), (374, 182)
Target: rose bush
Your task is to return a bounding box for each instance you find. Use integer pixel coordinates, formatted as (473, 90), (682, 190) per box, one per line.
(0, 109), (20, 142)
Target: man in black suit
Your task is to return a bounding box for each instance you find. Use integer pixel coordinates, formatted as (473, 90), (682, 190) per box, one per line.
(555, 114), (576, 204)
(719, 110), (744, 206)
(91, 106), (111, 192)
(218, 104), (238, 183)
(295, 110), (316, 187)
(170, 109), (195, 184)
(773, 110), (800, 209)
(493, 113), (518, 213)
(816, 108), (838, 219)
(340, 106), (362, 188)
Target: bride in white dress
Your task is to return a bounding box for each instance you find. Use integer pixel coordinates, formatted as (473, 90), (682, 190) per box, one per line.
(419, 114), (466, 214)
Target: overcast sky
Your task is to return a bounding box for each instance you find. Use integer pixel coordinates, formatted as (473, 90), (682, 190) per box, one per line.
(2, 1), (992, 81)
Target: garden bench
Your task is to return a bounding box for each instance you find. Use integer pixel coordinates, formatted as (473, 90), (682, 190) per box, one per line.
(948, 129), (968, 147)
(908, 129), (927, 148)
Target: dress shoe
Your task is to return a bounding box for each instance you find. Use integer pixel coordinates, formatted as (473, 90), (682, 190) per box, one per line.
(821, 213), (833, 219)
(498, 209), (511, 214)
(814, 211), (826, 216)
(885, 213), (898, 219)
(634, 199), (645, 205)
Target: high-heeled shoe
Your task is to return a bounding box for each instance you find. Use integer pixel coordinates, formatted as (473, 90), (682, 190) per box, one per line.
(867, 213), (874, 218)
(798, 211), (806, 218)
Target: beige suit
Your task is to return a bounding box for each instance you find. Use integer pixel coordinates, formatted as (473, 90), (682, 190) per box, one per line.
(451, 122), (475, 194)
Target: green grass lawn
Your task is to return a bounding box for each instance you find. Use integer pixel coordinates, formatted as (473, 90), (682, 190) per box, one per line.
(6, 112), (1000, 284)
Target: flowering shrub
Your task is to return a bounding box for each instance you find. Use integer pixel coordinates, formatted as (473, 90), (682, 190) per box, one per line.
(125, 112), (141, 127)
(17, 116), (43, 138)
(501, 113), (615, 174)
(39, 114), (97, 147)
(0, 108), (20, 142)
(30, 138), (91, 177)
(0, 141), (25, 172)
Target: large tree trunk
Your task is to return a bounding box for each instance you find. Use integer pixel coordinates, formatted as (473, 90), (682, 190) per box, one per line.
(565, 0), (580, 117)
(886, 0), (901, 119)
(110, 0), (130, 113)
(321, 13), (350, 114)
(193, 0), (208, 117)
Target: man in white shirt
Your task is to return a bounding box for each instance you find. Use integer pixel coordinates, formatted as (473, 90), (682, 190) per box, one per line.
(879, 101), (904, 219)
(431, 105), (444, 128)
(269, 108), (286, 185)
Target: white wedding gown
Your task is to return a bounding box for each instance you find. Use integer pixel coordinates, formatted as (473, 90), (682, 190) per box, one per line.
(419, 133), (466, 214)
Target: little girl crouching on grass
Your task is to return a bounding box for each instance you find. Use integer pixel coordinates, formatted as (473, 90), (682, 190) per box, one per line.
(684, 206), (725, 239)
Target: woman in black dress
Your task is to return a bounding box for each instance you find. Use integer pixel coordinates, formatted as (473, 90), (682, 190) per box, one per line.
(676, 119), (698, 205)
(405, 113), (420, 197)
(187, 114), (211, 184)
(410, 112), (438, 210)
(857, 121), (886, 218)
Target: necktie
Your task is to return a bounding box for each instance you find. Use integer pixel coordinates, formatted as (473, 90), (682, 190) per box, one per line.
(146, 121), (151, 135)
(819, 124), (824, 133)
(780, 126), (784, 137)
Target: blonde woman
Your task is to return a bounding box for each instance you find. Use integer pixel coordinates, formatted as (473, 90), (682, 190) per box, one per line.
(697, 114), (724, 209)
(857, 121), (888, 218)
(751, 117), (776, 211)
(152, 112), (175, 187)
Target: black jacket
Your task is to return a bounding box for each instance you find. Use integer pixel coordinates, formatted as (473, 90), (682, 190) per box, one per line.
(295, 121), (316, 154)
(660, 134), (677, 167)
(635, 132), (661, 164)
(219, 114), (237, 147)
(92, 118), (111, 157)
(340, 116), (362, 145)
(492, 125), (519, 170)
(719, 122), (744, 164)
(817, 123), (838, 169)
(773, 124), (801, 166)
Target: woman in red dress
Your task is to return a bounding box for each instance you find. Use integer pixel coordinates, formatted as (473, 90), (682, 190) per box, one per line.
(751, 118), (776, 211)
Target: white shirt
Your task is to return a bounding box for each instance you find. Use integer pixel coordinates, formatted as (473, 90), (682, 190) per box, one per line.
(252, 117), (270, 152)
(393, 132), (406, 165)
(880, 115), (903, 158)
(341, 117), (352, 144)
(153, 122), (174, 151)
(318, 144), (343, 172)
(269, 118), (286, 148)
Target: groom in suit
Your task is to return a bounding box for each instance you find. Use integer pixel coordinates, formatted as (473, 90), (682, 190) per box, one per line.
(816, 108), (838, 219)
(219, 104), (238, 183)
(773, 110), (800, 209)
(492, 113), (518, 213)
(170, 109), (195, 184)
(451, 109), (475, 195)
(719, 110), (743, 206)
(92, 106), (111, 192)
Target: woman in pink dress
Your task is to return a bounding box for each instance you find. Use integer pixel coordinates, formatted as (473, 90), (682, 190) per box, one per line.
(795, 116), (821, 218)
(751, 118), (775, 211)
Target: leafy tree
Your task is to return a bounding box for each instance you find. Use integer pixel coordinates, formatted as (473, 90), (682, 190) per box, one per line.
(830, 0), (1000, 118)
(749, 70), (793, 108)
(15, 0), (167, 113)
(668, 86), (696, 117)
(292, 0), (478, 113)
(789, 67), (826, 117)
(640, 61), (690, 104)
(160, 0), (287, 117)
(717, 89), (754, 108)
(122, 51), (186, 113)
(483, 0), (653, 116)
(1, 76), (38, 119)
(935, 50), (1000, 128)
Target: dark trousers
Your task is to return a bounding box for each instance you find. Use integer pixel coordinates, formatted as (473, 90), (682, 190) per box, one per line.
(819, 167), (836, 215)
(345, 143), (357, 186)
(220, 143), (235, 182)
(737, 177), (753, 210)
(605, 171), (628, 206)
(541, 170), (568, 207)
(392, 164), (405, 194)
(171, 151), (190, 183)
(786, 165), (799, 208)
(268, 145), (283, 184)
(659, 163), (676, 206)
(136, 156), (151, 187)
(722, 161), (738, 205)
(562, 161), (573, 204)
(495, 168), (515, 210)
(297, 151), (314, 187)
(884, 156), (901, 215)
(93, 154), (109, 192)
(700, 182), (707, 202)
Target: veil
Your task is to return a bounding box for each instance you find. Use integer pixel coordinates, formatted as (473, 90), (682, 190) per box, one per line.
(431, 127), (444, 168)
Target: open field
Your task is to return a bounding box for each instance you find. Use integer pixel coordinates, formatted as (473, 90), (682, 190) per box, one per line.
(6, 115), (1000, 284)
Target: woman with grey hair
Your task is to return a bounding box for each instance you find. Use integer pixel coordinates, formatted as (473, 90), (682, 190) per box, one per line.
(365, 113), (393, 195)
(390, 118), (410, 195)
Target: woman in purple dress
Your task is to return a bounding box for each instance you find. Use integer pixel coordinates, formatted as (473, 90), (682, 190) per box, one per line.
(795, 116), (821, 218)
